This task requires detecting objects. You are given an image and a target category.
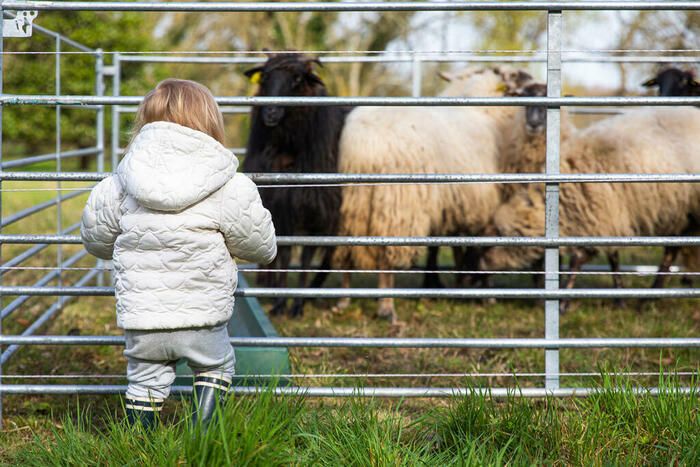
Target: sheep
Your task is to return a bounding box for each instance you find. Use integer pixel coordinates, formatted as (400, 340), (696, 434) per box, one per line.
(480, 105), (700, 308)
(333, 66), (533, 323)
(242, 54), (351, 317)
(642, 66), (700, 97)
(498, 82), (577, 202)
(489, 81), (578, 290)
(642, 66), (700, 287)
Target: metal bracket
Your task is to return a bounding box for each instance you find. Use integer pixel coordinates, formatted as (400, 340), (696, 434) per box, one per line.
(3, 11), (38, 38)
(101, 66), (117, 76)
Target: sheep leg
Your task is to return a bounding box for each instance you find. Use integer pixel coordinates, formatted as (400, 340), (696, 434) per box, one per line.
(289, 246), (316, 318)
(377, 273), (398, 324)
(422, 247), (444, 288)
(269, 246), (291, 316)
(607, 251), (625, 308)
(336, 272), (352, 310)
(309, 247), (333, 288)
(457, 247), (495, 304)
(462, 247), (486, 287)
(452, 247), (467, 287)
(561, 250), (589, 313)
(652, 247), (679, 289)
(681, 275), (694, 288)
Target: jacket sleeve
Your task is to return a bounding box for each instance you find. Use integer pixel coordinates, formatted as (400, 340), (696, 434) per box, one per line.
(219, 174), (277, 264)
(80, 176), (123, 260)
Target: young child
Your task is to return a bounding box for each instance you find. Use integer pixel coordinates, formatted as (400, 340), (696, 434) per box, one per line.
(81, 78), (277, 429)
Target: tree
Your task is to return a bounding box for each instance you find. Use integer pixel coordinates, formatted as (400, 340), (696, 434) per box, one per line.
(610, 11), (700, 93)
(154, 11), (416, 144)
(3, 12), (161, 158)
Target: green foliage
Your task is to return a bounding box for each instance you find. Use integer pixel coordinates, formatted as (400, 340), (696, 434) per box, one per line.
(471, 12), (547, 51)
(3, 12), (160, 157)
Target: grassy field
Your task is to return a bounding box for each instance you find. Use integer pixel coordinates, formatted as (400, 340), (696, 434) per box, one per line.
(3, 378), (700, 465)
(2, 171), (700, 464)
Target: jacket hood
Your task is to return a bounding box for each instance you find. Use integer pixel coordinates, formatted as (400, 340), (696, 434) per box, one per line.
(117, 121), (238, 211)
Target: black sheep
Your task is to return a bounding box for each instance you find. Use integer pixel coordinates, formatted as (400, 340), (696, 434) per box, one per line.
(243, 54), (350, 317)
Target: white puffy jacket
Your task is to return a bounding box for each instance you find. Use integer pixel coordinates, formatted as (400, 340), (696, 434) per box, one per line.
(81, 121), (277, 330)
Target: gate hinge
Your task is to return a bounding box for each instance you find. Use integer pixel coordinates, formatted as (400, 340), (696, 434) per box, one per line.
(3, 11), (38, 38)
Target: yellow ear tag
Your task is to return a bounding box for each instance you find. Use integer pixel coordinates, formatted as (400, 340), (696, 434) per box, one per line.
(250, 71), (262, 84)
(496, 83), (508, 93)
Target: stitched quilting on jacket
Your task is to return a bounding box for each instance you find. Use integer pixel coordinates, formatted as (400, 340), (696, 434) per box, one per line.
(81, 121), (277, 330)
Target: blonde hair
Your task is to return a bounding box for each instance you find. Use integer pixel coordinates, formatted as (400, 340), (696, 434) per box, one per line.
(133, 78), (225, 145)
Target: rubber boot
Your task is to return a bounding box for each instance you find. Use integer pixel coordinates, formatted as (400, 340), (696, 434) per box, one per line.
(191, 374), (231, 429)
(125, 397), (163, 430)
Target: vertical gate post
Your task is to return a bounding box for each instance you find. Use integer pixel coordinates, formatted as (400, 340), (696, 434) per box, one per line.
(0, 2), (5, 430)
(55, 36), (63, 311)
(411, 53), (422, 98)
(95, 49), (105, 173)
(95, 49), (106, 285)
(110, 52), (121, 172)
(545, 9), (562, 391)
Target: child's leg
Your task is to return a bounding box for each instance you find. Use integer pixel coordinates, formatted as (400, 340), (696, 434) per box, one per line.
(125, 357), (177, 404)
(124, 331), (178, 427)
(181, 324), (235, 426)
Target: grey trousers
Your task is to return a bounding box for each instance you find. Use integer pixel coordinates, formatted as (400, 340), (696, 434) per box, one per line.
(124, 323), (235, 401)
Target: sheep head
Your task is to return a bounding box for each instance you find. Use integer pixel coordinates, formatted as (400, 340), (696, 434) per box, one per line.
(642, 66), (700, 97)
(244, 53), (326, 127)
(507, 82), (548, 135)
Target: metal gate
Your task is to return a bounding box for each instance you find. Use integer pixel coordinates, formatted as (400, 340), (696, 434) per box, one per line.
(1, 1), (700, 427)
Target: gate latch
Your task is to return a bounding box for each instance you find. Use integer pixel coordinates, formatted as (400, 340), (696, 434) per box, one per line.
(3, 11), (38, 38)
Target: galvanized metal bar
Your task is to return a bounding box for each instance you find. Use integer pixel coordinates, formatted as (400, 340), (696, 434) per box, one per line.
(544, 8), (561, 391)
(411, 53), (422, 97)
(0, 1), (4, 429)
(4, 172), (700, 184)
(0, 147), (100, 169)
(4, 2), (700, 12)
(568, 108), (622, 115)
(0, 384), (696, 397)
(110, 52), (120, 171)
(0, 250), (87, 319)
(118, 105), (250, 114)
(1, 286), (698, 300)
(95, 49), (105, 285)
(4, 233), (700, 247)
(4, 335), (700, 348)
(0, 223), (80, 276)
(0, 268), (98, 365)
(95, 50), (105, 173)
(115, 54), (700, 65)
(3, 95), (700, 106)
(55, 35), (64, 319)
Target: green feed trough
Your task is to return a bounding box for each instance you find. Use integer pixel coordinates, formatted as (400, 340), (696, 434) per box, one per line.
(175, 274), (291, 386)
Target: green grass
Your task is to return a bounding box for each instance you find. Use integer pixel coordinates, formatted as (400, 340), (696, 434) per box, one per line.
(3, 377), (700, 465)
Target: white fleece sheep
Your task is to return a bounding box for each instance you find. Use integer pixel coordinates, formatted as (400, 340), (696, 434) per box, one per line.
(333, 66), (532, 321)
(498, 85), (577, 201)
(481, 106), (700, 295)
